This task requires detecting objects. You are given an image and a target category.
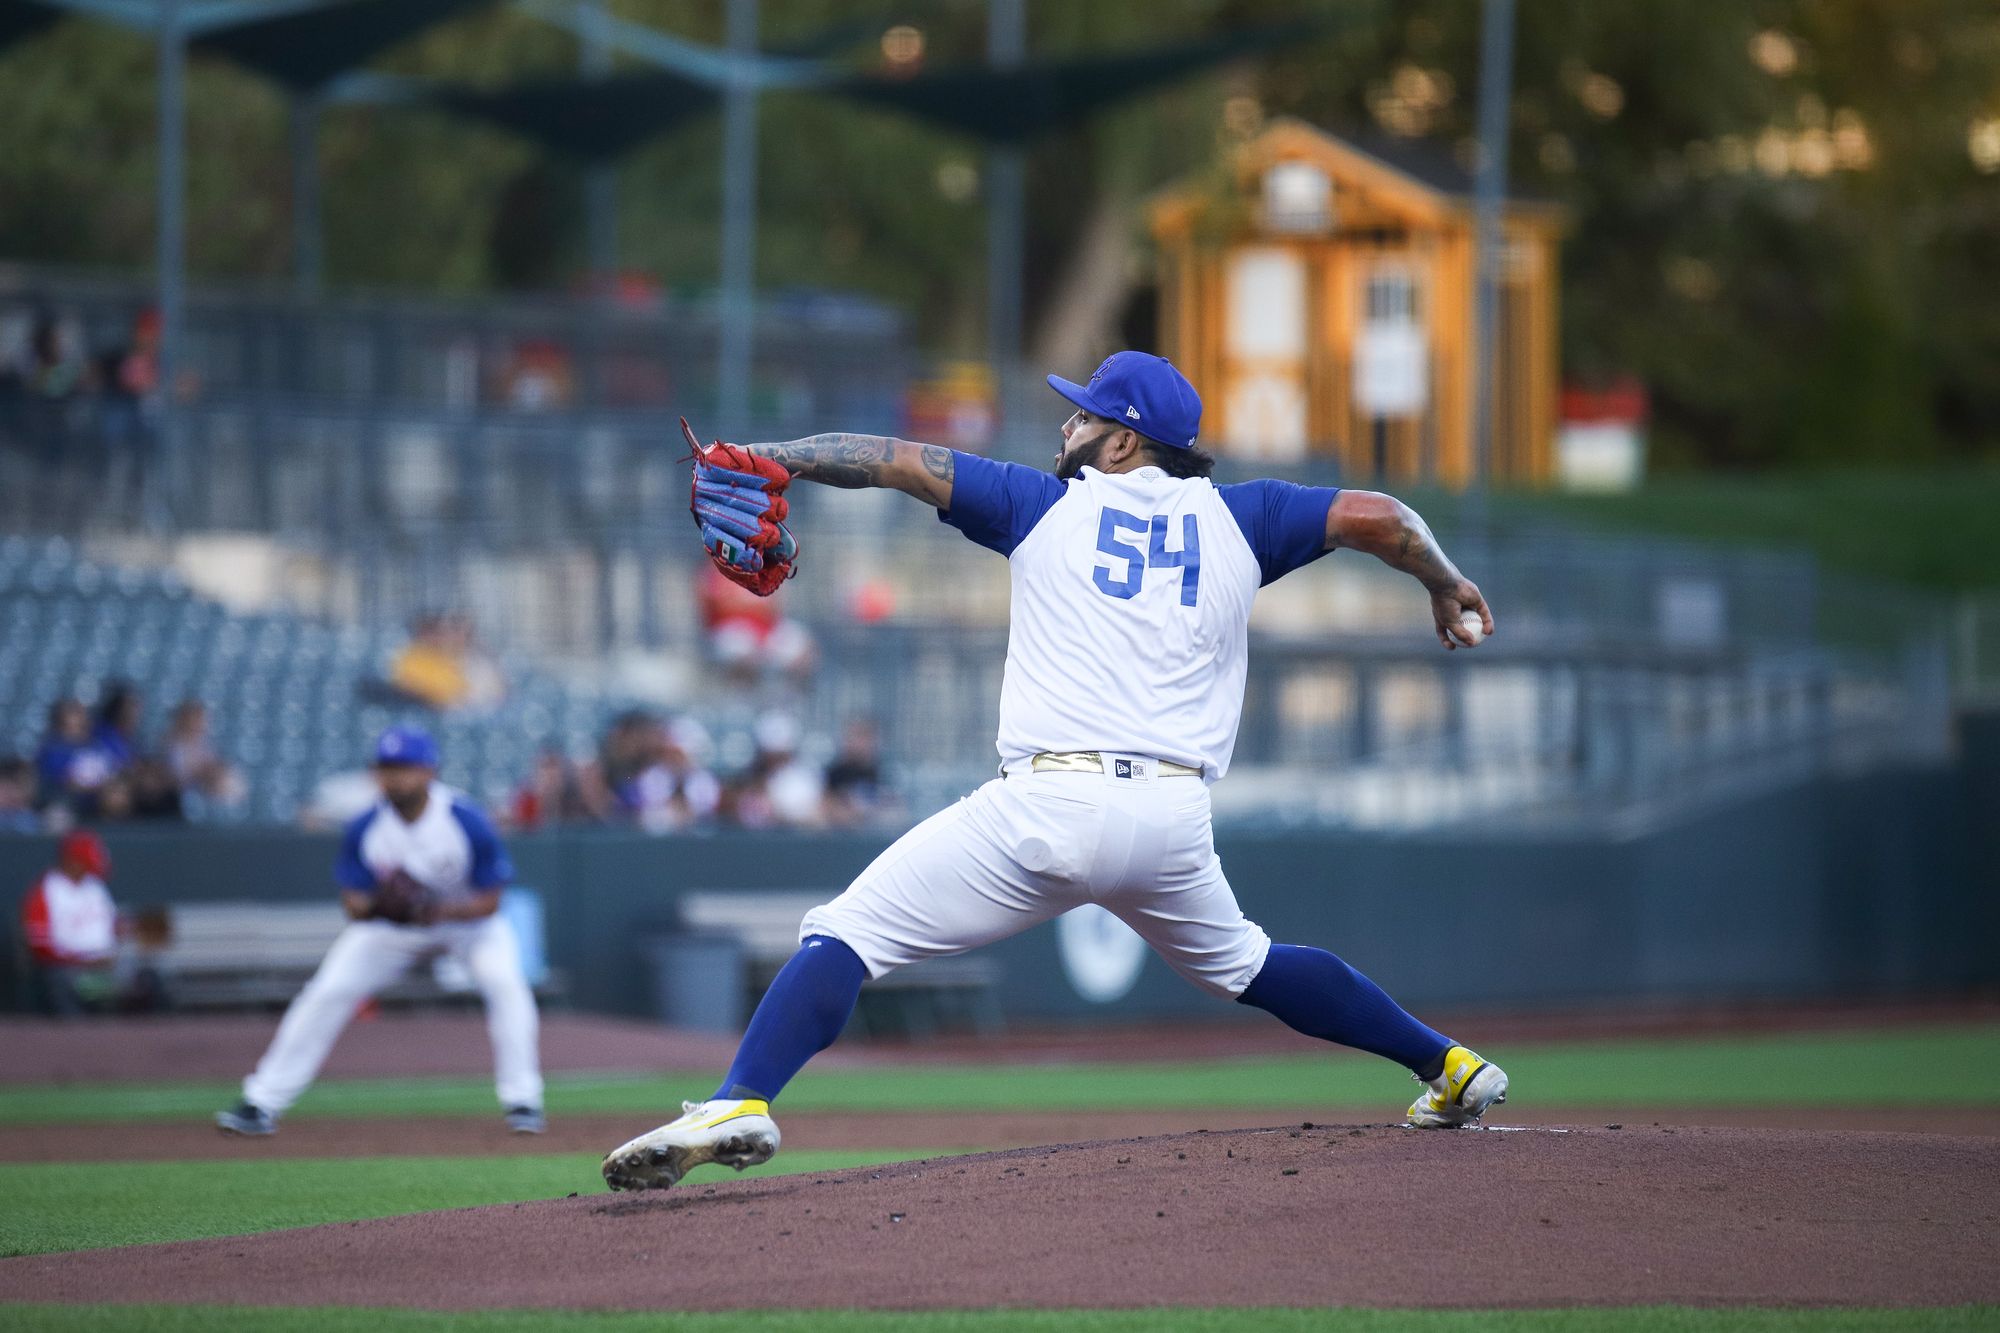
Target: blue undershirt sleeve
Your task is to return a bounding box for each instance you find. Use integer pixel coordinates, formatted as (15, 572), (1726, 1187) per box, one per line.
(452, 801), (514, 890)
(936, 452), (1068, 556)
(1218, 479), (1341, 585)
(334, 811), (375, 891)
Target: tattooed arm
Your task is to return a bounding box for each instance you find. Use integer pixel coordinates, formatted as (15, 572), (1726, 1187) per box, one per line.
(1326, 489), (1494, 650)
(746, 434), (956, 508)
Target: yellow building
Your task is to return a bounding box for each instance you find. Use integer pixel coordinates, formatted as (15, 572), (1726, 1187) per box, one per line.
(1148, 118), (1563, 486)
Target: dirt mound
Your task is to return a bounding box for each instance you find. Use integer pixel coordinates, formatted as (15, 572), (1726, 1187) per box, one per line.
(5, 1125), (1996, 1310)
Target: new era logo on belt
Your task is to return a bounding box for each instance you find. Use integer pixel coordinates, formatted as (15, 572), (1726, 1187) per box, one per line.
(1114, 758), (1133, 778)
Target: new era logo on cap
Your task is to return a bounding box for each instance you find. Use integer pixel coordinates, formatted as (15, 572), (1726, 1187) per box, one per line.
(374, 725), (439, 768)
(1047, 351), (1202, 450)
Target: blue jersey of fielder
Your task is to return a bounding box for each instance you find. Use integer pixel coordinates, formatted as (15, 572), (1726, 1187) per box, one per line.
(940, 456), (1338, 780)
(334, 782), (512, 900)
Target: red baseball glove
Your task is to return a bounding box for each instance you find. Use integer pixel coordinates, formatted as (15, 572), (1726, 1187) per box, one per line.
(683, 417), (798, 597)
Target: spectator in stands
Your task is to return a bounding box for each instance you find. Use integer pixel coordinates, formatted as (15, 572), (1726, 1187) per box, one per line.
(388, 612), (505, 712)
(727, 712), (825, 829)
(19, 830), (119, 1016)
(597, 709), (658, 802)
(508, 747), (606, 831)
(0, 756), (40, 832)
(35, 698), (117, 818)
(93, 681), (144, 770)
(624, 720), (722, 833)
(124, 756), (185, 821)
(25, 313), (91, 402)
(494, 338), (573, 411)
(21, 314), (93, 478)
(96, 308), (162, 522)
(165, 699), (247, 813)
(822, 718), (899, 828)
(697, 564), (816, 685)
(299, 767), (379, 831)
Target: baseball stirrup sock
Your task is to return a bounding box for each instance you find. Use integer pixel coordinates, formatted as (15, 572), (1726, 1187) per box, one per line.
(715, 935), (866, 1103)
(1237, 943), (1452, 1076)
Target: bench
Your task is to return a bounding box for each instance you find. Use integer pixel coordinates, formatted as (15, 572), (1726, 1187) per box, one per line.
(152, 892), (561, 1011)
(677, 890), (1004, 1039)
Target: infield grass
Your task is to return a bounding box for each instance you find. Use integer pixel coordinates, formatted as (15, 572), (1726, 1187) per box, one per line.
(0, 1150), (960, 1258)
(0, 1022), (1991, 1126)
(2, 1303), (1994, 1332)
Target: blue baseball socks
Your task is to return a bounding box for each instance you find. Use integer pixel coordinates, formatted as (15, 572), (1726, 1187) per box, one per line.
(715, 935), (868, 1103)
(1238, 943), (1453, 1081)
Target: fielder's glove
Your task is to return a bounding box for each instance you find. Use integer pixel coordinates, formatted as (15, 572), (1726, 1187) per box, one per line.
(683, 416), (798, 598)
(370, 869), (437, 926)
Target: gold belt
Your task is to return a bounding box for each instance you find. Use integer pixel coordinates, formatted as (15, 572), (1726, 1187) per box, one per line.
(1030, 751), (1202, 778)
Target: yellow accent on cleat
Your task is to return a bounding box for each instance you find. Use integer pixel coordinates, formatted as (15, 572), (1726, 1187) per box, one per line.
(683, 1098), (770, 1130)
(1406, 1044), (1509, 1129)
(599, 1098), (782, 1191)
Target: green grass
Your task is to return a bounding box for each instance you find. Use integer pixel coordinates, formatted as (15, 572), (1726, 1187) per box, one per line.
(1, 1304), (1994, 1332)
(0, 1150), (963, 1258)
(1489, 466), (2000, 593)
(2, 1023), (1993, 1126)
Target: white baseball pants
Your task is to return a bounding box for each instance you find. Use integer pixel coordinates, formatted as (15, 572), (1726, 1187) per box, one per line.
(242, 915), (543, 1115)
(800, 758), (1271, 997)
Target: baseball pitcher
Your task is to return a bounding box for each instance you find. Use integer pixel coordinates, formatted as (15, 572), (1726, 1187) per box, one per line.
(605, 352), (1505, 1189)
(216, 726), (545, 1136)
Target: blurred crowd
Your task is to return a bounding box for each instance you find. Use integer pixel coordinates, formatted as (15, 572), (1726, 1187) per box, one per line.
(4, 683), (245, 831)
(373, 611), (507, 713)
(0, 307), (178, 523)
(505, 711), (894, 834)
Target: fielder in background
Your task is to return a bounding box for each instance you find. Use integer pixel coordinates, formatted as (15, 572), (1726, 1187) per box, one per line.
(604, 351), (1506, 1190)
(216, 726), (545, 1136)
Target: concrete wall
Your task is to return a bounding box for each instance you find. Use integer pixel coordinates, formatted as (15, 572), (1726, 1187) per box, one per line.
(3, 734), (1993, 1022)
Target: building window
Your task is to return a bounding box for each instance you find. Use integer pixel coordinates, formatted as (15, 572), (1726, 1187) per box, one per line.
(1262, 161), (1334, 234)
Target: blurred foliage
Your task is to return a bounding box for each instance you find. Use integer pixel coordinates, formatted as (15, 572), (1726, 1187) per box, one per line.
(0, 0), (1994, 462)
(1231, 0), (2000, 466)
(1493, 467), (2000, 592)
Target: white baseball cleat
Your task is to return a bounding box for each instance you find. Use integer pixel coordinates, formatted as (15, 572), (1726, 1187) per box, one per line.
(1406, 1045), (1509, 1128)
(601, 1098), (781, 1191)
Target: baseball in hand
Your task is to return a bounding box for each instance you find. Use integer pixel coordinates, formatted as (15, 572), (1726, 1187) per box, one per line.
(1457, 610), (1485, 646)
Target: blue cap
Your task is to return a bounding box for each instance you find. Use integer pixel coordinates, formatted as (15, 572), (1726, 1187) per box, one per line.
(373, 725), (439, 768)
(1047, 351), (1203, 450)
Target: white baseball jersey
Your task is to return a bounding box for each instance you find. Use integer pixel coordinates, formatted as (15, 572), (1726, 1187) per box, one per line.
(21, 870), (117, 964)
(937, 458), (1340, 779)
(800, 453), (1340, 999)
(335, 782), (512, 901)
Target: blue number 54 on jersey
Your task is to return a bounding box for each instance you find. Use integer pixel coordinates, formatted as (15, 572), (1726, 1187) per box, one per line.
(1093, 507), (1200, 607)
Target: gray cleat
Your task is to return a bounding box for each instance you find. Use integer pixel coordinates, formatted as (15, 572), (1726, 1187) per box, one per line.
(215, 1101), (277, 1136)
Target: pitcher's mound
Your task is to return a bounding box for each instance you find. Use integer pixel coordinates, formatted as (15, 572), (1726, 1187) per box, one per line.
(5, 1125), (1996, 1310)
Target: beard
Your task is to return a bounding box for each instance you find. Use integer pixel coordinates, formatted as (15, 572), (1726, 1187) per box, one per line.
(1055, 433), (1112, 481)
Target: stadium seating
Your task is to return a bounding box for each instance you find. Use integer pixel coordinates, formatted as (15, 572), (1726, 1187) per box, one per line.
(0, 535), (651, 823)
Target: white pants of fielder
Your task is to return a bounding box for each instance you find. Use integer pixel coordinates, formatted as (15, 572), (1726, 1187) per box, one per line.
(802, 757), (1271, 995)
(242, 916), (543, 1115)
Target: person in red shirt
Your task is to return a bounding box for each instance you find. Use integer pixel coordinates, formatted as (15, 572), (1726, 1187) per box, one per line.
(20, 830), (120, 1016)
